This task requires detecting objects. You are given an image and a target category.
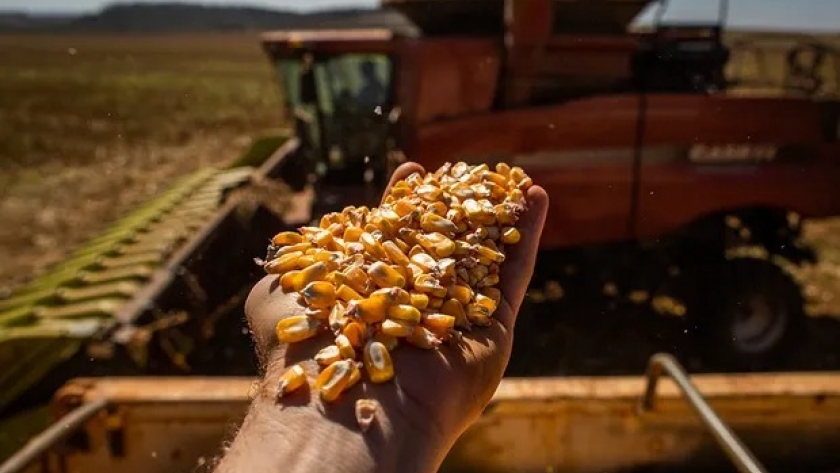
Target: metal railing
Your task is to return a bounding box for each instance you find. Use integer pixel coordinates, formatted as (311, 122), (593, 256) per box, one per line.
(638, 353), (769, 473)
(0, 398), (108, 473)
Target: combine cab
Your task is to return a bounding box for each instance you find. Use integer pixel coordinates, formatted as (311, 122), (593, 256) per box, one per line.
(2, 0), (840, 468)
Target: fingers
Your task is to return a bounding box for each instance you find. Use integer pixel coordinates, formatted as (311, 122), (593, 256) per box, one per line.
(495, 185), (549, 331)
(381, 162), (425, 205)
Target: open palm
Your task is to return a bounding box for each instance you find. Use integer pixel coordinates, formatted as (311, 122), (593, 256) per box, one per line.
(244, 162), (549, 451)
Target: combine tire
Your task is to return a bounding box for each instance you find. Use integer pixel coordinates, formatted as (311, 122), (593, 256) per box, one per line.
(692, 257), (805, 372)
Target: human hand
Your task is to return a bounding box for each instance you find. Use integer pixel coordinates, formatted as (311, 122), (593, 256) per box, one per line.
(240, 162), (548, 472)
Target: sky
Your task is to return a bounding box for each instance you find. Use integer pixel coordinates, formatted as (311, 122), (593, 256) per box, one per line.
(1, 0), (839, 32)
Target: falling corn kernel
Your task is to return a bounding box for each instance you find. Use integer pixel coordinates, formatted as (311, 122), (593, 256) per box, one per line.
(277, 364), (307, 399)
(355, 398), (379, 432)
(260, 161), (532, 409)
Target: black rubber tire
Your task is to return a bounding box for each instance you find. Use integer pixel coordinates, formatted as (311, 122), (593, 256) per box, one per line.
(690, 257), (806, 372)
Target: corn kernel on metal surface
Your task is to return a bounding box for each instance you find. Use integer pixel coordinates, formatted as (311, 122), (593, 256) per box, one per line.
(261, 162), (532, 409)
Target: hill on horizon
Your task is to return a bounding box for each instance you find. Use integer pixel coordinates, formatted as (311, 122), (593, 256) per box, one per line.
(0, 2), (402, 33)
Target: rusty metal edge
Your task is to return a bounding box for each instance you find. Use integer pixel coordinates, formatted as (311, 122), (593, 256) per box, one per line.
(55, 371), (840, 407)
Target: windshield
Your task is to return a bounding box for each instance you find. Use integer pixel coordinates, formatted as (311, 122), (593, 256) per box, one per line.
(277, 53), (394, 181)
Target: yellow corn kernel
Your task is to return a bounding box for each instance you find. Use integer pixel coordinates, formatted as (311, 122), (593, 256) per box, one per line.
(415, 184), (443, 201)
(368, 262), (406, 288)
(343, 226), (363, 242)
(335, 334), (356, 359)
(360, 232), (388, 260)
(315, 345), (342, 366)
(277, 364), (307, 398)
(428, 297), (445, 309)
(298, 254), (320, 269)
(394, 237), (411, 254)
(315, 359), (354, 402)
(474, 227), (489, 240)
(410, 252), (437, 272)
(448, 284), (473, 306)
(496, 162), (511, 176)
(467, 304), (493, 326)
(393, 200), (417, 217)
(319, 213), (338, 228)
(264, 251), (304, 274)
(441, 299), (468, 327)
(475, 293), (498, 314)
(381, 319), (415, 337)
(410, 292), (429, 310)
(482, 170), (508, 187)
(406, 326), (442, 349)
(312, 229), (335, 248)
(501, 227), (521, 244)
(352, 296), (390, 324)
(329, 302), (348, 333)
(393, 264), (414, 285)
(272, 231), (303, 246)
(414, 274), (448, 298)
(388, 304), (422, 323)
(280, 270), (300, 292)
(292, 262), (329, 291)
(508, 188), (525, 204)
(417, 233), (456, 258)
(382, 241), (411, 267)
(475, 244), (505, 263)
(495, 203), (516, 225)
(336, 284), (363, 303)
(340, 266), (371, 295)
(275, 242), (312, 258)
(301, 281), (337, 309)
(312, 249), (342, 269)
(373, 332), (399, 351)
(275, 316), (320, 343)
(372, 287), (410, 305)
(363, 341), (395, 384)
(398, 225), (421, 245)
(463, 199), (482, 220)
(342, 321), (367, 347)
(347, 361), (362, 389)
(454, 240), (471, 255)
(478, 274), (500, 288)
(424, 312), (456, 330)
(420, 213), (459, 234)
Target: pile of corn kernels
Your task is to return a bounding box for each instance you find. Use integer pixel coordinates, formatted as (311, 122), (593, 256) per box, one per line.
(262, 162), (532, 403)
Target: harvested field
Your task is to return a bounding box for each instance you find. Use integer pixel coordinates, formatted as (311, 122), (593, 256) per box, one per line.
(0, 33), (284, 293)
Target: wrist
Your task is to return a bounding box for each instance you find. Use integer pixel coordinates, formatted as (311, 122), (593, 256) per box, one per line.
(215, 351), (446, 473)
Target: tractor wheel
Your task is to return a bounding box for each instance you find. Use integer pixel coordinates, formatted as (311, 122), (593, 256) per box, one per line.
(691, 257), (805, 372)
